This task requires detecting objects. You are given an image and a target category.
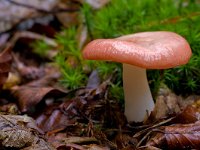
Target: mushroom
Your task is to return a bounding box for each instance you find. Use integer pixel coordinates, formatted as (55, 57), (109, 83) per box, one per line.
(82, 31), (192, 122)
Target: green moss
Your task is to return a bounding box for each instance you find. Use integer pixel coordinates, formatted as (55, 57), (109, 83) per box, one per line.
(32, 0), (200, 97)
(31, 40), (51, 57)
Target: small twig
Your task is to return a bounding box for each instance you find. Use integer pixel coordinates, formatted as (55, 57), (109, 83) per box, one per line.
(133, 117), (175, 138)
(5, 0), (80, 14)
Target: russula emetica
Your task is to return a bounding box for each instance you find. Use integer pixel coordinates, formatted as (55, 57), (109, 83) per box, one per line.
(82, 31), (192, 122)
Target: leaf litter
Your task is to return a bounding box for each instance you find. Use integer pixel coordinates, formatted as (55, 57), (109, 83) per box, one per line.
(0, 0), (200, 150)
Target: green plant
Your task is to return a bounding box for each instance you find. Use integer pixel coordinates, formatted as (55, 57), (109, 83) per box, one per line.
(31, 40), (51, 57)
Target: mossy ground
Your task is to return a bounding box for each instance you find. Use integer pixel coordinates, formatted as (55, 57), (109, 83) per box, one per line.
(33, 0), (200, 99)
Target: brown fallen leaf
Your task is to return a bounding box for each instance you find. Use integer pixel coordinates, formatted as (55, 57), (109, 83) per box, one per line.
(173, 104), (200, 124)
(0, 0), (58, 32)
(35, 106), (75, 132)
(0, 114), (54, 149)
(165, 121), (200, 149)
(150, 87), (182, 121)
(55, 0), (81, 27)
(57, 144), (110, 150)
(11, 85), (67, 112)
(146, 121), (200, 149)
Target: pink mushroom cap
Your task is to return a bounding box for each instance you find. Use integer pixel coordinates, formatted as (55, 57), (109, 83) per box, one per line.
(82, 31), (192, 69)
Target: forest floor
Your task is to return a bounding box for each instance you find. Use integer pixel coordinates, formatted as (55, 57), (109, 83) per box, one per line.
(0, 0), (200, 150)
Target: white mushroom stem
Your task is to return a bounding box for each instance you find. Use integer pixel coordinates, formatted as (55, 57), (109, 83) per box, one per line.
(123, 64), (154, 122)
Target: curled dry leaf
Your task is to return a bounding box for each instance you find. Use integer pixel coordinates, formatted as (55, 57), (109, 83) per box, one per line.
(0, 114), (54, 149)
(0, 46), (12, 88)
(11, 85), (67, 112)
(146, 121), (200, 149)
(165, 121), (200, 149)
(173, 104), (200, 124)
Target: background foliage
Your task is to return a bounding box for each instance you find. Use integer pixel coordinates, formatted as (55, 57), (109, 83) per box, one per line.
(33, 0), (200, 100)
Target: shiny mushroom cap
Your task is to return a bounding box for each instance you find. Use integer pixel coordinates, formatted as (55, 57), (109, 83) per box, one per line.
(82, 31), (192, 69)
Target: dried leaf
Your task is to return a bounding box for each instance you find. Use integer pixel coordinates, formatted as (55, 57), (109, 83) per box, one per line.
(35, 108), (75, 132)
(63, 136), (98, 145)
(0, 114), (54, 149)
(146, 121), (200, 149)
(12, 86), (67, 112)
(151, 89), (181, 121)
(173, 105), (200, 124)
(0, 0), (57, 32)
(166, 121), (200, 149)
(114, 133), (137, 149)
(86, 70), (100, 89)
(56, 1), (80, 27)
(84, 144), (110, 150)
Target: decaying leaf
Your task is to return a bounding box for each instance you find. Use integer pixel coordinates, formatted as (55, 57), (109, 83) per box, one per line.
(149, 86), (200, 123)
(35, 106), (75, 132)
(165, 121), (200, 149)
(173, 104), (200, 124)
(0, 114), (54, 149)
(12, 85), (67, 112)
(150, 87), (182, 121)
(145, 104), (200, 149)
